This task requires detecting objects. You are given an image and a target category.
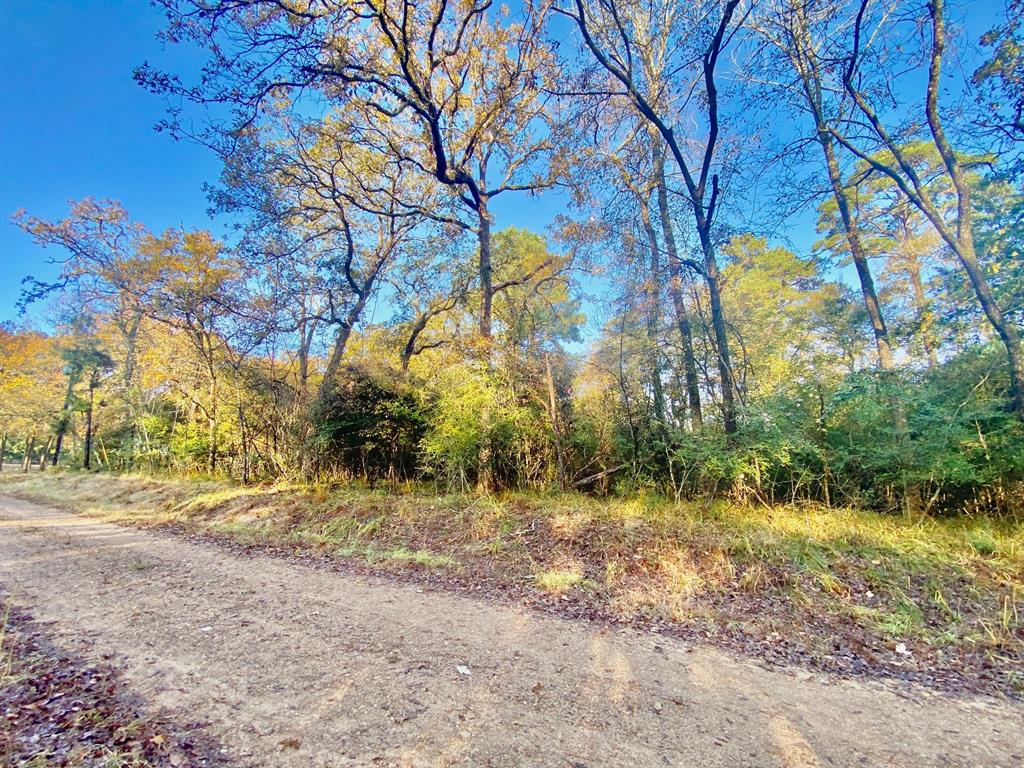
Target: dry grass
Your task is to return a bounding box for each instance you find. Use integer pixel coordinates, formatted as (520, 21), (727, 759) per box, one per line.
(3, 469), (1022, 688)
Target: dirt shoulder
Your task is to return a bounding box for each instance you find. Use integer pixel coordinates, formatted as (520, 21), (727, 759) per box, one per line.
(1, 493), (1023, 767)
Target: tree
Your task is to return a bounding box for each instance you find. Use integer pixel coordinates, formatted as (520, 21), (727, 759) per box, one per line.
(145, 229), (249, 473)
(140, 0), (566, 342)
(14, 199), (165, 463)
(814, 142), (969, 367)
(0, 325), (64, 470)
(831, 0), (1024, 418)
(391, 258), (471, 372)
(751, 0), (896, 372)
(52, 332), (114, 467)
(718, 234), (844, 401)
(555, 0), (745, 432)
(974, 0), (1024, 152)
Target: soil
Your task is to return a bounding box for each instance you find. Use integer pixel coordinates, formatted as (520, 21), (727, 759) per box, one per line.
(1, 494), (1022, 767)
(0, 598), (225, 766)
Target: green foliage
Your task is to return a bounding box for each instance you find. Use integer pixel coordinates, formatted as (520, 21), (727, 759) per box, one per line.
(655, 346), (1023, 514)
(311, 365), (427, 481)
(667, 400), (822, 502)
(420, 363), (550, 490)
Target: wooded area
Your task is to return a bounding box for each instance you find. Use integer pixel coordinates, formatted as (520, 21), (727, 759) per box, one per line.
(2, 0), (1022, 519)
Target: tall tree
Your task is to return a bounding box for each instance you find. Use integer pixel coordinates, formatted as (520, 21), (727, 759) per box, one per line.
(140, 0), (565, 342)
(555, 0), (744, 432)
(15, 200), (163, 464)
(752, 0), (896, 371)
(831, 0), (1024, 417)
(652, 139), (703, 429)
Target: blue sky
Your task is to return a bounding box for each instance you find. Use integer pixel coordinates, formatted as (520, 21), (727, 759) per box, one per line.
(0, 0), (1006, 331)
(0, 1), (222, 324)
(0, 0), (569, 328)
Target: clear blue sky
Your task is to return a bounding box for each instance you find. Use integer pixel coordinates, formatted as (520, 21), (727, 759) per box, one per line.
(0, 1), (225, 325)
(0, 0), (1004, 330)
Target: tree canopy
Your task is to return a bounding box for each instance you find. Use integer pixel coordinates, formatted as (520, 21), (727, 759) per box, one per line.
(4, 0), (1022, 516)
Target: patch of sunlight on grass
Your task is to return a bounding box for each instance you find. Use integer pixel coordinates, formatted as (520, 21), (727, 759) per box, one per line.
(783, 537), (832, 570)
(688, 502), (1023, 580)
(86, 503), (163, 524)
(657, 553), (705, 597)
(535, 568), (584, 594)
(205, 520), (273, 544)
(180, 485), (268, 511)
(815, 571), (850, 597)
(335, 543), (456, 568)
(379, 546), (457, 568)
(296, 515), (361, 545)
(608, 581), (704, 623)
(548, 509), (592, 537)
(226, 504), (281, 525)
(354, 515), (386, 538)
(605, 497), (649, 521)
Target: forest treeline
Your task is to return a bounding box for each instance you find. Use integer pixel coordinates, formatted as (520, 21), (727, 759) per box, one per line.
(2, 0), (1022, 516)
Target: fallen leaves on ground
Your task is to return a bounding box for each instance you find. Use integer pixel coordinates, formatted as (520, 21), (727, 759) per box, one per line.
(0, 593), (225, 767)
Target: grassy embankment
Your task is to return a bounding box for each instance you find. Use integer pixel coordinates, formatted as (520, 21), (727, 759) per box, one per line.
(1, 470), (1021, 693)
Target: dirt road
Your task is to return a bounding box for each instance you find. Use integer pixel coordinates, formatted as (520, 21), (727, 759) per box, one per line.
(1, 494), (1021, 767)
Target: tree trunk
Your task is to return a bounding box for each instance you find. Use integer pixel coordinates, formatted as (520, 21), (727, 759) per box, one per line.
(38, 437), (52, 471)
(318, 303), (364, 402)
(478, 199), (493, 340)
(83, 379), (96, 470)
(237, 388), (249, 484)
(0, 432), (5, 472)
(920, 0), (1024, 418)
(637, 197), (667, 427)
(401, 312), (432, 372)
(321, 321), (355, 393)
(653, 142), (703, 429)
(207, 378), (217, 475)
(297, 312), (311, 399)
(906, 252), (939, 368)
(820, 138), (895, 370)
(205, 336), (218, 475)
(318, 268), (382, 403)
(788, 6), (896, 372)
(120, 308), (143, 468)
(474, 176), (495, 491)
(544, 353), (567, 489)
(22, 434), (34, 473)
(816, 383), (831, 507)
(951, 236), (1024, 416)
(698, 228), (737, 434)
(52, 372), (76, 466)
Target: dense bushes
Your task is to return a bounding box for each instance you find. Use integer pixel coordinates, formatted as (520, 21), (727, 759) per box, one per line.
(295, 346), (1021, 515)
(660, 349), (1024, 515)
(310, 366), (427, 482)
(419, 364), (554, 490)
